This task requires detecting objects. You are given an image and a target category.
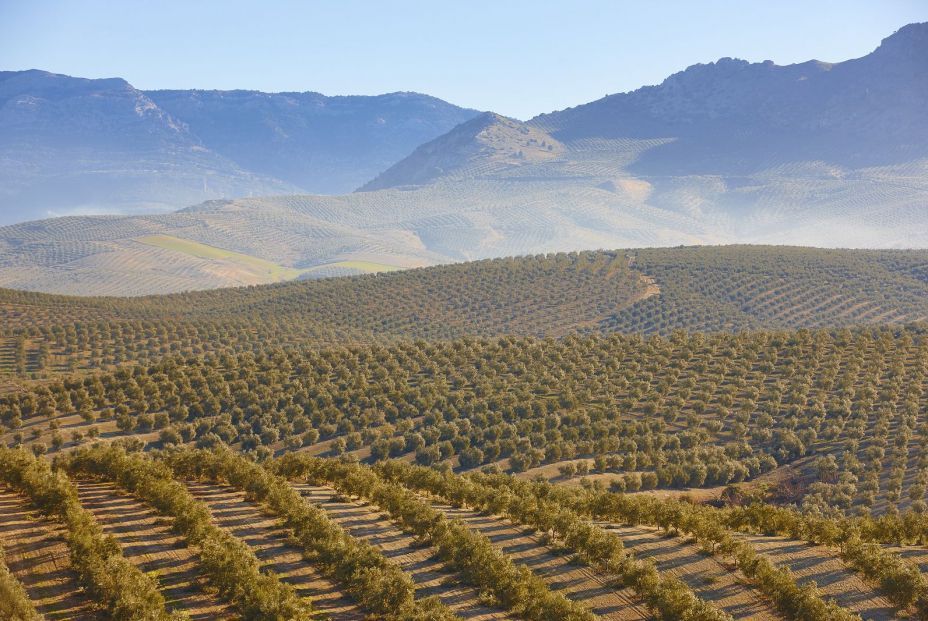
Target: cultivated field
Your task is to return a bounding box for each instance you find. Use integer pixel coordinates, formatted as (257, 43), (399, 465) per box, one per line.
(1, 247), (927, 378)
(3, 445), (927, 620)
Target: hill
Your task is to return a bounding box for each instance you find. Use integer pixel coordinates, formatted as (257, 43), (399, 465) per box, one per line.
(1, 248), (928, 619)
(0, 70), (477, 224)
(0, 184), (708, 295)
(147, 88), (479, 194)
(359, 111), (566, 191)
(4, 320), (928, 621)
(1, 246), (926, 377)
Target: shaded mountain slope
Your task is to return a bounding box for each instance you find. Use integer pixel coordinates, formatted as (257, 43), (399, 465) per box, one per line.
(531, 22), (928, 174)
(0, 70), (477, 224)
(353, 23), (928, 257)
(0, 70), (294, 225)
(147, 88), (478, 193)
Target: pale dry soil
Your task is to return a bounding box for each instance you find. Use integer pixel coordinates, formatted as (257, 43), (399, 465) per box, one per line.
(184, 481), (366, 620)
(294, 482), (516, 621)
(599, 523), (781, 620)
(738, 533), (899, 620)
(74, 480), (236, 621)
(419, 495), (653, 620)
(0, 486), (99, 620)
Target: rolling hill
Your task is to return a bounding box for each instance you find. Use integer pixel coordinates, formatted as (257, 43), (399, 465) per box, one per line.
(1, 246), (926, 378)
(0, 253), (927, 620)
(2, 310), (928, 619)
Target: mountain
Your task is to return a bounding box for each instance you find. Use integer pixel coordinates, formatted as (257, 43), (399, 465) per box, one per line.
(146, 88), (478, 194)
(359, 112), (564, 191)
(0, 24), (926, 295)
(359, 23), (928, 252)
(0, 70), (477, 224)
(373, 23), (928, 186)
(531, 22), (928, 175)
(0, 70), (295, 225)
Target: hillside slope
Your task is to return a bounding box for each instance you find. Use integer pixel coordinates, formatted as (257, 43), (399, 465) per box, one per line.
(0, 70), (295, 225)
(0, 185), (708, 295)
(147, 88), (479, 194)
(532, 22), (928, 173)
(359, 112), (565, 191)
(1, 247), (926, 378)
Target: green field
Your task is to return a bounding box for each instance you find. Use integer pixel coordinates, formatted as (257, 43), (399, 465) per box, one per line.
(137, 234), (305, 281)
(302, 260), (404, 275)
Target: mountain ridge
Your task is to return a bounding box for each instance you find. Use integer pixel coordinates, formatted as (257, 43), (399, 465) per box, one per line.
(525, 22), (928, 175)
(0, 69), (479, 224)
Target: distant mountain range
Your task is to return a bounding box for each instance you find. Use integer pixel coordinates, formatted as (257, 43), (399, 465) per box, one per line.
(0, 71), (478, 223)
(372, 22), (927, 187)
(0, 22), (926, 295)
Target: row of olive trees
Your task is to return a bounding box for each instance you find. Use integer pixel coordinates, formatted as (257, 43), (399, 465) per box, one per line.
(372, 460), (732, 621)
(722, 502), (928, 611)
(160, 447), (456, 621)
(464, 471), (862, 621)
(0, 447), (175, 620)
(0, 546), (41, 621)
(271, 452), (599, 621)
(5, 325), (927, 510)
(60, 444), (316, 621)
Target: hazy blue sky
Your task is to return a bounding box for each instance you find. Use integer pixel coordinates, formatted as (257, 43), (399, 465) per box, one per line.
(2, 1), (926, 119)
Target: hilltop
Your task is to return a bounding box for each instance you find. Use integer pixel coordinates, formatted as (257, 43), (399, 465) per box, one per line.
(360, 112), (565, 191)
(533, 22), (928, 173)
